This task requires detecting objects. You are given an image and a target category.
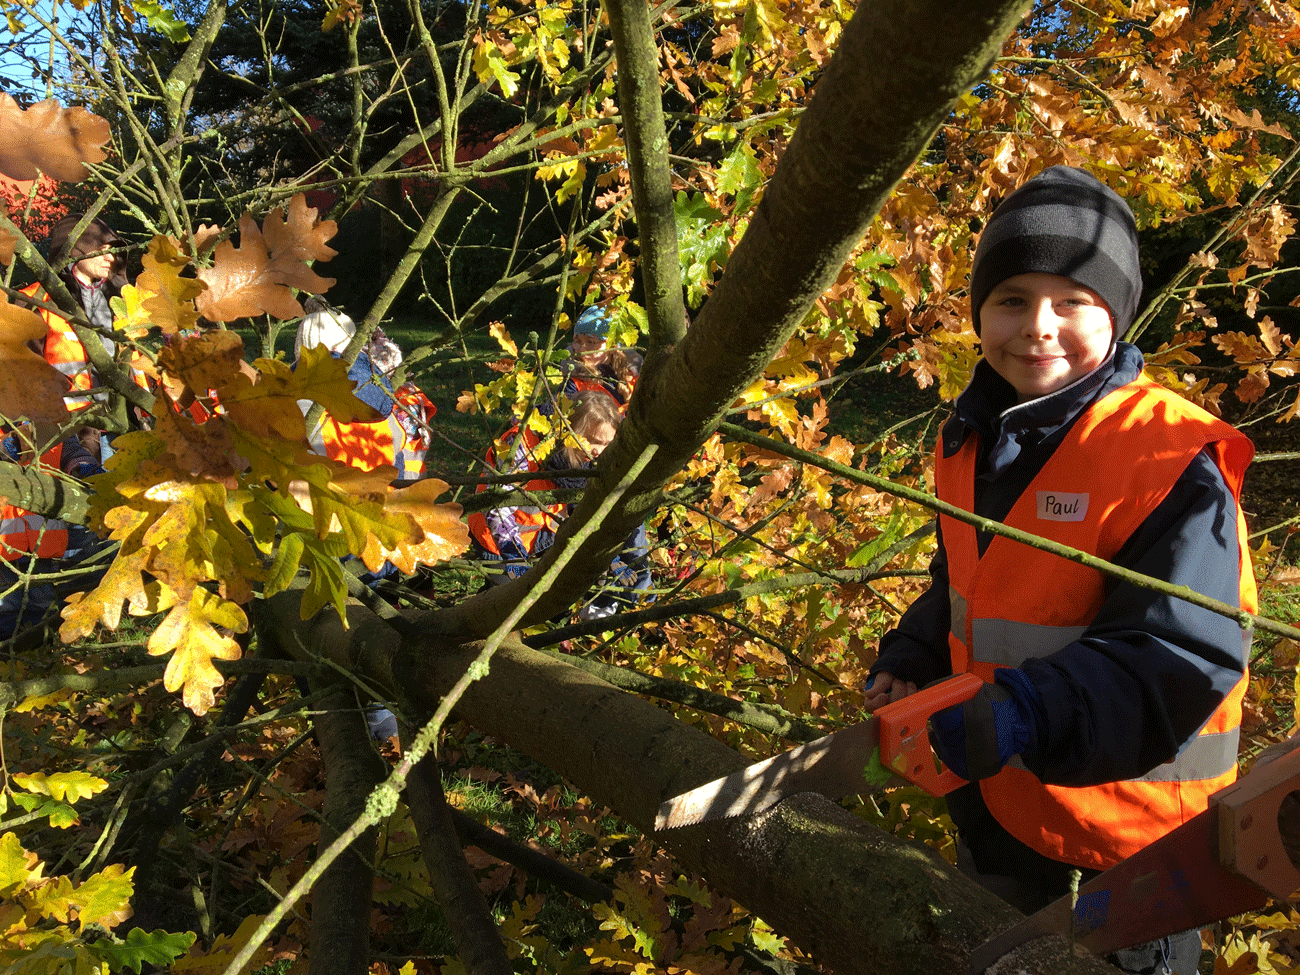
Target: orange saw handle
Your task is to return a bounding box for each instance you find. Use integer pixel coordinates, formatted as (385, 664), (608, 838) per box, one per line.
(877, 673), (984, 795)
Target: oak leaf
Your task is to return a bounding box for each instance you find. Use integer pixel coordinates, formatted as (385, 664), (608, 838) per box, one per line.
(110, 283), (160, 340)
(132, 237), (207, 335)
(10, 772), (108, 805)
(65, 863), (134, 929)
(322, 0), (362, 30)
(195, 196), (337, 322)
(0, 296), (71, 422)
(149, 586), (246, 715)
(59, 544), (157, 640)
(153, 407), (243, 483)
(0, 228), (15, 266)
(158, 328), (245, 396)
(326, 469), (469, 573)
(0, 95), (110, 181)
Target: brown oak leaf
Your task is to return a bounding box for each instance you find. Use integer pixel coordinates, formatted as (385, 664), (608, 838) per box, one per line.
(159, 329), (246, 395)
(0, 94), (111, 182)
(195, 195), (338, 323)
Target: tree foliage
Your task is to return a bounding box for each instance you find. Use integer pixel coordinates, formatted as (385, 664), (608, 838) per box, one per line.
(0, 0), (1298, 971)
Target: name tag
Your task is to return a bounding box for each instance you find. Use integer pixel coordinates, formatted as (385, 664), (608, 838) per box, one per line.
(1037, 491), (1089, 522)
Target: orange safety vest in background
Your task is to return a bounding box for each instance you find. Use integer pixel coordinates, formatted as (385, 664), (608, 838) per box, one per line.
(20, 282), (150, 413)
(312, 413), (408, 475)
(935, 374), (1256, 870)
(466, 426), (566, 559)
(0, 443), (69, 561)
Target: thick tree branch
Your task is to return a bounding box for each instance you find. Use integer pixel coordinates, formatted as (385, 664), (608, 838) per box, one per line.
(262, 597), (1119, 975)
(0, 464), (90, 524)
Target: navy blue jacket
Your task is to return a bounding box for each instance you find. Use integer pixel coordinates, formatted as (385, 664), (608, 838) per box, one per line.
(871, 343), (1250, 788)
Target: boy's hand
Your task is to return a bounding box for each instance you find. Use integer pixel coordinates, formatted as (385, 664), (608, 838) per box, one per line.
(862, 672), (918, 713)
(926, 669), (1043, 780)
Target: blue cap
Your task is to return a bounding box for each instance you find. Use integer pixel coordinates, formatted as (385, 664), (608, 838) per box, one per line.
(574, 306), (610, 338)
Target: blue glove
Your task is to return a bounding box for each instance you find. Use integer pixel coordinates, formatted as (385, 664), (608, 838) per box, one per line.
(927, 669), (1043, 781)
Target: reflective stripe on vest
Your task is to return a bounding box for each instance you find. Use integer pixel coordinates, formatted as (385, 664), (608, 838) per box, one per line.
(0, 508), (71, 560)
(935, 373), (1256, 870)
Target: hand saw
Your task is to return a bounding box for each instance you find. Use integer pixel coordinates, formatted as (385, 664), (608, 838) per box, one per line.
(655, 673), (983, 831)
(968, 735), (1300, 972)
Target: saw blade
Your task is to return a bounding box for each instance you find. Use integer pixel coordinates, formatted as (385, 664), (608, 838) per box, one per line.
(655, 719), (887, 830)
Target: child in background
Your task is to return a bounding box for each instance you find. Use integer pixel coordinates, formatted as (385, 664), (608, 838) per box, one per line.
(469, 391), (650, 617)
(863, 166), (1254, 975)
(568, 306), (610, 360)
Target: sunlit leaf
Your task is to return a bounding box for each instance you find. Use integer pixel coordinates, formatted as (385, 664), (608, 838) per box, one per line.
(0, 94), (110, 181)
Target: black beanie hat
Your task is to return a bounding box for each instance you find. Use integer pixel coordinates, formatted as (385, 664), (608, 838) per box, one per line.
(969, 166), (1142, 337)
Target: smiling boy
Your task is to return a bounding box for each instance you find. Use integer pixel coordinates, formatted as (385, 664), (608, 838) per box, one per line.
(863, 166), (1256, 975)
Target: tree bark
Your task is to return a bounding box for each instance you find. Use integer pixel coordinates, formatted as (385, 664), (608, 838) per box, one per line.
(406, 755), (515, 975)
(263, 600), (1120, 975)
(309, 681), (388, 975)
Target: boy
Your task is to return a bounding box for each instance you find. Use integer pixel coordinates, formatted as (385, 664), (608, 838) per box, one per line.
(863, 166), (1254, 975)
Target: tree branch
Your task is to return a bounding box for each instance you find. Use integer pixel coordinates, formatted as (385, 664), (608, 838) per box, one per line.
(406, 754), (515, 975)
(604, 0), (689, 353)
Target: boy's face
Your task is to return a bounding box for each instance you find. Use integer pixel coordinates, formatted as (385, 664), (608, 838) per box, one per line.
(978, 273), (1114, 402)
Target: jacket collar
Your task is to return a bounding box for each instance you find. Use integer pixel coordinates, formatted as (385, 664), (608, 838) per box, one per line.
(940, 343), (1145, 465)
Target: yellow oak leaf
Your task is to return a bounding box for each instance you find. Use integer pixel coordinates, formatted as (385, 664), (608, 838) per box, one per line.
(285, 345), (381, 422)
(67, 863), (134, 929)
(489, 320), (518, 356)
(0, 832), (42, 896)
(219, 351), (377, 463)
(133, 238), (206, 335)
(58, 544), (153, 640)
(0, 227), (15, 266)
(0, 94), (110, 181)
(307, 481), (414, 558)
(110, 283), (159, 339)
(149, 586), (246, 715)
(0, 295), (72, 423)
(10, 773), (108, 805)
(229, 426), (322, 491)
(346, 474), (470, 573)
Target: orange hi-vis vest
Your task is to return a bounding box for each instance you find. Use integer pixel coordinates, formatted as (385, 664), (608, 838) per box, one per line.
(310, 413), (408, 474)
(935, 374), (1256, 870)
(466, 426), (566, 559)
(20, 282), (150, 413)
(0, 443), (69, 561)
